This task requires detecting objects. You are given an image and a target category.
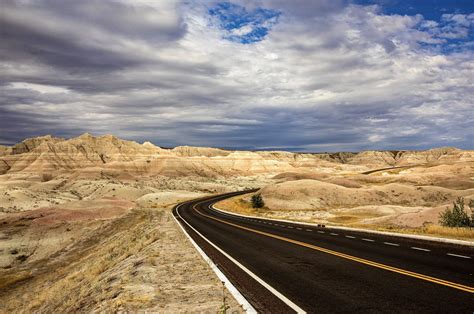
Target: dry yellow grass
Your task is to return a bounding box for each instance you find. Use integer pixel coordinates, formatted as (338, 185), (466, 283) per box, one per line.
(217, 196), (474, 241)
(1, 208), (162, 312)
(369, 224), (474, 241)
(0, 271), (33, 291)
(217, 195), (259, 215)
(0, 204), (243, 313)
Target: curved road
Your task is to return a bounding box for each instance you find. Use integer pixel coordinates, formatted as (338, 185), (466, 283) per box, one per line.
(173, 190), (473, 313)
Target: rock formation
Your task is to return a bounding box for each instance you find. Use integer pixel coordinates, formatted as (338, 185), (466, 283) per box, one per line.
(0, 134), (472, 178)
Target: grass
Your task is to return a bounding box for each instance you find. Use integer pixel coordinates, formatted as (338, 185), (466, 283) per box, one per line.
(217, 196), (474, 241)
(0, 271), (34, 291)
(216, 195), (264, 215)
(373, 224), (474, 241)
(0, 208), (164, 312)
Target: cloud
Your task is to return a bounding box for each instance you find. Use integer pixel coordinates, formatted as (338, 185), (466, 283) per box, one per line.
(0, 0), (186, 72)
(0, 0), (472, 151)
(208, 2), (281, 43)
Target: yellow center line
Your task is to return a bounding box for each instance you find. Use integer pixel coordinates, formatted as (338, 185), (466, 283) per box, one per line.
(193, 203), (474, 294)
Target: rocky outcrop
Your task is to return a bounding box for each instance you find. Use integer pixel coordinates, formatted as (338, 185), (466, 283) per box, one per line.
(0, 134), (472, 178)
(10, 135), (64, 155)
(0, 134), (305, 177)
(1, 134), (166, 174)
(0, 145), (12, 157)
(346, 151), (398, 167)
(396, 147), (474, 165)
(172, 146), (230, 157)
(343, 148), (474, 168)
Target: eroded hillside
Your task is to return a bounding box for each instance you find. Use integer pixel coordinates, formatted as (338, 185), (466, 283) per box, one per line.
(0, 134), (473, 311)
(2, 134), (472, 180)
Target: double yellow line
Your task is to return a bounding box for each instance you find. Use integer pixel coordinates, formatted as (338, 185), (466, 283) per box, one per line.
(193, 203), (474, 294)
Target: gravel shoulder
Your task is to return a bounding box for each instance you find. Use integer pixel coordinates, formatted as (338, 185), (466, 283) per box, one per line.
(0, 201), (242, 312)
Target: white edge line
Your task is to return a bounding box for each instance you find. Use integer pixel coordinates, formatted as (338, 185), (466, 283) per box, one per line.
(173, 203), (257, 314)
(175, 202), (306, 314)
(446, 253), (471, 259)
(212, 205), (474, 247)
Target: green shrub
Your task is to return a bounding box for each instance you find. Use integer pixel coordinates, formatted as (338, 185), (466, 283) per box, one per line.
(470, 199), (474, 227)
(251, 194), (265, 209)
(439, 197), (471, 227)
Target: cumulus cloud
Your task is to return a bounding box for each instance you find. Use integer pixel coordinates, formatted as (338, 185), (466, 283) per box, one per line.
(0, 0), (472, 151)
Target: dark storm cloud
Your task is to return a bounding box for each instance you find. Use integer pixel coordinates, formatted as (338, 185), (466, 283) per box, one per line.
(0, 0), (472, 151)
(1, 19), (139, 72)
(0, 0), (187, 72)
(0, 105), (85, 145)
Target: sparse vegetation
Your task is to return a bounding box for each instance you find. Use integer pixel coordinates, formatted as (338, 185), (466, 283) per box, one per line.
(439, 197), (472, 228)
(219, 281), (230, 314)
(1, 133), (474, 311)
(470, 199), (474, 226)
(372, 223), (474, 241)
(251, 193), (264, 208)
(16, 255), (28, 262)
(217, 195), (474, 241)
(1, 209), (163, 312)
(0, 199), (242, 312)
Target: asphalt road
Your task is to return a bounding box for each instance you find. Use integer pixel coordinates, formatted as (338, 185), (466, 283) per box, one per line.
(173, 191), (474, 313)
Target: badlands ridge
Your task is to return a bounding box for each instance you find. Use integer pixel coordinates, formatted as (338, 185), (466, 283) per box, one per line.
(1, 133), (473, 223)
(0, 134), (472, 311)
(1, 133), (473, 177)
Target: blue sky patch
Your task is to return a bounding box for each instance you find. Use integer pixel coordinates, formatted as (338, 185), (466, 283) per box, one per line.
(353, 0), (473, 20)
(354, 0), (474, 52)
(209, 2), (281, 44)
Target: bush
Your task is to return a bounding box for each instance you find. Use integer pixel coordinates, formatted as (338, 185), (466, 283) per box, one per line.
(470, 199), (474, 227)
(439, 197), (471, 227)
(251, 194), (265, 209)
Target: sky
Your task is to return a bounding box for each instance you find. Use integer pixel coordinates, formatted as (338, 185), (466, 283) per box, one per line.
(0, 0), (473, 152)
